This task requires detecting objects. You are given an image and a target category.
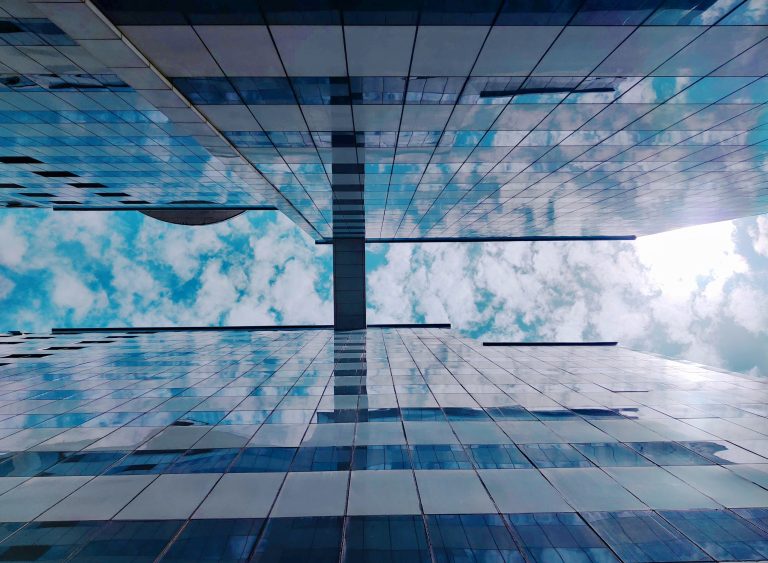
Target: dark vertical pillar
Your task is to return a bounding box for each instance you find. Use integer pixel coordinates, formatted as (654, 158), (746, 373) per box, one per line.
(332, 132), (366, 331)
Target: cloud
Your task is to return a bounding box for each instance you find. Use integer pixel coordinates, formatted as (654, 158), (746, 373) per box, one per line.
(2, 207), (767, 378)
(367, 215), (768, 377)
(0, 217), (28, 267)
(0, 209), (333, 331)
(751, 215), (768, 257)
(51, 271), (108, 321)
(0, 274), (13, 300)
(727, 285), (768, 335)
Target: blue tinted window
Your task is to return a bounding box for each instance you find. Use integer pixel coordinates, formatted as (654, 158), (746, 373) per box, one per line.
(314, 409), (358, 423)
(506, 512), (619, 563)
(531, 409), (580, 420)
(443, 407), (491, 421)
(167, 448), (240, 473)
(105, 450), (184, 475)
(733, 508), (768, 534)
(360, 408), (401, 422)
(519, 443), (594, 468)
(0, 451), (70, 477)
(290, 446), (352, 472)
(659, 509), (768, 561)
(37, 412), (98, 427)
(0, 522), (23, 543)
(406, 77), (465, 105)
(573, 443), (654, 467)
(584, 510), (712, 562)
(172, 78), (240, 105)
(350, 77), (406, 104)
(75, 520), (183, 562)
(0, 521), (104, 562)
(344, 516), (430, 562)
(352, 445), (412, 470)
(292, 77), (350, 105)
(230, 77), (294, 104)
(461, 77), (526, 105)
(428, 514), (525, 562)
(174, 410), (227, 426)
(229, 447), (296, 473)
(486, 406), (536, 421)
(267, 132), (314, 148)
(410, 444), (472, 470)
(571, 408), (624, 419)
(402, 408), (445, 421)
(40, 451), (127, 476)
(467, 444), (533, 469)
(161, 519), (264, 562)
(252, 517), (342, 563)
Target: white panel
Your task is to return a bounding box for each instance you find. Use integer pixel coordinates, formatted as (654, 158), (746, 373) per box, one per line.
(411, 26), (489, 76)
(533, 26), (634, 76)
(344, 26), (416, 75)
(198, 105), (261, 131)
(301, 105), (353, 130)
(473, 26), (561, 76)
(248, 105), (307, 130)
(120, 25), (222, 76)
(196, 25), (284, 76)
(271, 25), (346, 76)
(353, 105), (403, 130)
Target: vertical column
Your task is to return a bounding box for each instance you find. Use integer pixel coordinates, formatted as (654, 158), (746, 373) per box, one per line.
(332, 132), (366, 331)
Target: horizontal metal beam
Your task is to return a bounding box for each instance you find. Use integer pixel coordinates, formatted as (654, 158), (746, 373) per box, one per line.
(368, 323), (451, 329)
(317, 235), (636, 244)
(52, 206), (277, 211)
(483, 341), (618, 347)
(53, 323), (450, 334)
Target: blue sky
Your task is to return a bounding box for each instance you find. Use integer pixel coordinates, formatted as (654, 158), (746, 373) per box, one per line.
(1, 208), (767, 377)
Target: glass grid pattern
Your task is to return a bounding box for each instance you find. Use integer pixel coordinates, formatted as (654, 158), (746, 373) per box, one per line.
(1, 327), (768, 560)
(0, 1), (320, 237)
(0, 1), (767, 239)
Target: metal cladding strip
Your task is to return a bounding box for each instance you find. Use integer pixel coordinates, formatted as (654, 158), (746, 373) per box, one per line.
(332, 133), (367, 331)
(483, 341), (619, 346)
(29, 0), (322, 240)
(316, 236), (638, 244)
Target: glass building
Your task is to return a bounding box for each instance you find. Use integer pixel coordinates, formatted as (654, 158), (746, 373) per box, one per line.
(2, 0), (768, 560)
(1, 327), (768, 561)
(0, 0), (767, 242)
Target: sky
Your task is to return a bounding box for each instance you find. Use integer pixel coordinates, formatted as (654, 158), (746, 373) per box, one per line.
(0, 208), (767, 377)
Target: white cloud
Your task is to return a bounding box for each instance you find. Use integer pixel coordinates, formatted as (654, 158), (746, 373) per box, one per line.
(751, 215), (768, 257)
(367, 216), (768, 376)
(727, 285), (768, 335)
(0, 274), (13, 300)
(0, 217), (28, 267)
(51, 271), (108, 321)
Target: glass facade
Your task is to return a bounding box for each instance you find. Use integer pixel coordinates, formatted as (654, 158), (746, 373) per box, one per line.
(0, 326), (767, 560)
(0, 0), (767, 240)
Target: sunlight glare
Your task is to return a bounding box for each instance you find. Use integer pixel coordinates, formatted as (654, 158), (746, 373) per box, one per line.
(634, 220), (747, 298)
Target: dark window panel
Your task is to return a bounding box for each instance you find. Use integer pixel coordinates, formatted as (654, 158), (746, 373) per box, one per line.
(159, 519), (265, 562)
(427, 514), (525, 562)
(343, 515), (431, 562)
(251, 517), (343, 563)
